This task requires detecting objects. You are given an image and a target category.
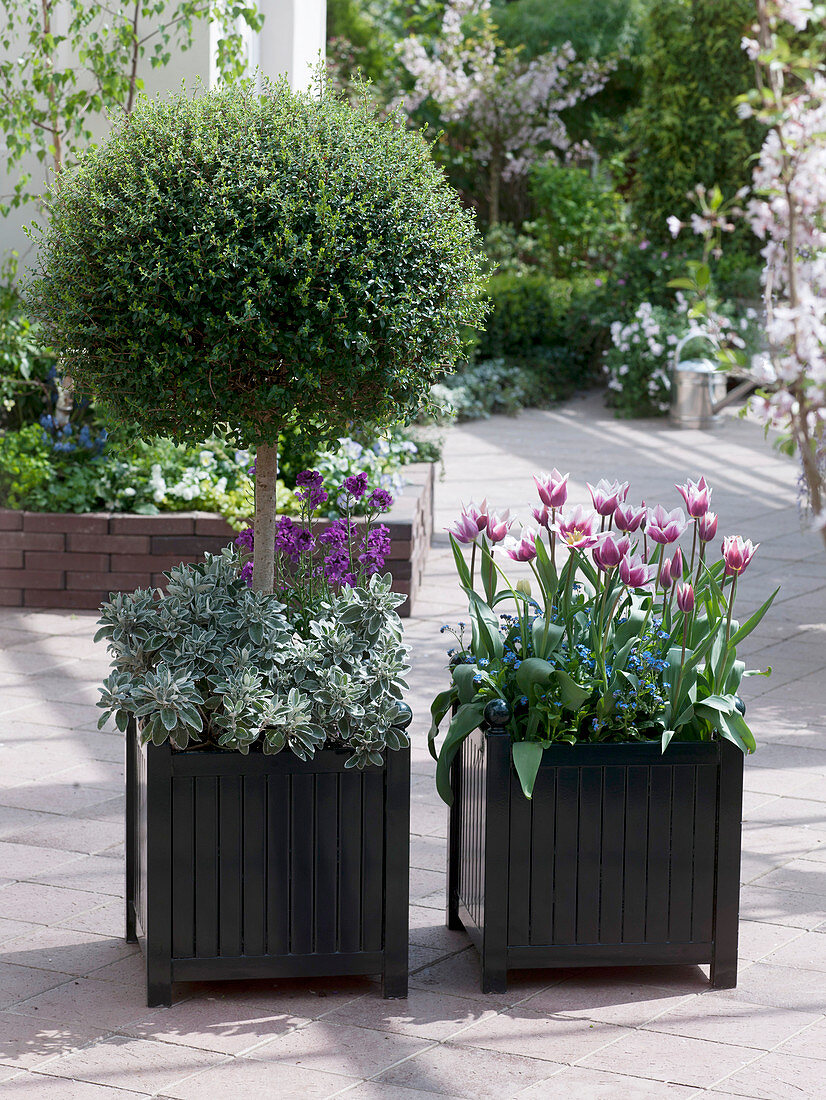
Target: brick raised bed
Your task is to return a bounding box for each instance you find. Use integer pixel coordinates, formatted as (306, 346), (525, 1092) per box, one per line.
(0, 463), (434, 617)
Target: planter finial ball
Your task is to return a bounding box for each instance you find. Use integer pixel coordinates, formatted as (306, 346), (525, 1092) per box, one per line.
(393, 702), (413, 729)
(484, 699), (511, 728)
(734, 696), (746, 717)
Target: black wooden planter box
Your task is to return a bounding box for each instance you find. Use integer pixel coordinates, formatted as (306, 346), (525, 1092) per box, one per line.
(126, 720), (410, 1006)
(447, 728), (743, 993)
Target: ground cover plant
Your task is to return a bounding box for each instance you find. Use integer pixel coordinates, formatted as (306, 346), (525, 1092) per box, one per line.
(429, 469), (776, 801)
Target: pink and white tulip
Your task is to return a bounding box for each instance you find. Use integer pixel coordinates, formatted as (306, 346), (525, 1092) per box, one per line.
(676, 583), (695, 613)
(552, 505), (600, 550)
(448, 513), (479, 544)
(504, 527), (538, 563)
(647, 505), (688, 544)
(722, 535), (759, 577)
(676, 476), (713, 518)
(485, 510), (513, 544)
(587, 478), (629, 517)
(619, 552), (653, 588)
(614, 502), (647, 532)
(534, 469), (569, 509)
(697, 511), (718, 543)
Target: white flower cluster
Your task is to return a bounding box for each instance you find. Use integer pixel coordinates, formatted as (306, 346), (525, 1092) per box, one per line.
(398, 0), (612, 184)
(605, 302), (676, 411)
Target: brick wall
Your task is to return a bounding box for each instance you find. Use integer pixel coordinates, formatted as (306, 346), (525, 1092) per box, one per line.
(0, 463), (434, 617)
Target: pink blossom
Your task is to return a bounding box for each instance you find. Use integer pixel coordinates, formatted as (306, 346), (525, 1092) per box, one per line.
(587, 478), (629, 517)
(504, 527), (538, 562)
(552, 505), (600, 550)
(722, 535), (759, 577)
(647, 505), (688, 544)
(462, 499), (489, 532)
(676, 476), (712, 518)
(697, 511), (718, 543)
(448, 513), (480, 544)
(534, 469), (569, 508)
(531, 503), (552, 529)
(676, 583), (695, 613)
(614, 502), (646, 533)
(485, 510), (513, 544)
(592, 533), (623, 570)
(619, 553), (652, 588)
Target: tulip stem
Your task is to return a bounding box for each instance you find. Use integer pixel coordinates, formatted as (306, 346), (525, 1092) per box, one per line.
(470, 540), (477, 594)
(689, 522), (698, 580)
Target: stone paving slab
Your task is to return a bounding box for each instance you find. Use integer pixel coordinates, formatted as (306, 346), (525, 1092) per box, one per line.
(0, 395), (824, 1097)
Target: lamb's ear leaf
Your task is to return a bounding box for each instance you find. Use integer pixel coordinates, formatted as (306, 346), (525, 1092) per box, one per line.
(435, 702), (486, 806)
(512, 741), (544, 800)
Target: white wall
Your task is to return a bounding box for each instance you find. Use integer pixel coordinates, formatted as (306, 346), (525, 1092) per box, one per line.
(0, 0), (327, 272)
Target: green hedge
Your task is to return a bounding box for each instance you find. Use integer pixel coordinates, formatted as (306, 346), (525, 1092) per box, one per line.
(476, 273), (608, 384)
(630, 0), (762, 247)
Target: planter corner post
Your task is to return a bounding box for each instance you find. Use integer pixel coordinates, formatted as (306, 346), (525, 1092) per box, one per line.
(481, 729), (511, 994)
(710, 738), (744, 989)
(382, 742), (411, 998)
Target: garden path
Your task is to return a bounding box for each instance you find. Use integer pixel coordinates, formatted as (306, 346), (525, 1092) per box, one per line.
(0, 393), (824, 1099)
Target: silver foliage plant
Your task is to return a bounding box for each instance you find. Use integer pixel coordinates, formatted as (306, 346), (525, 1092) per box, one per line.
(96, 549), (410, 768)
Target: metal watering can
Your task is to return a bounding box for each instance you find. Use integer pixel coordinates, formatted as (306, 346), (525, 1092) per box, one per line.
(670, 330), (756, 430)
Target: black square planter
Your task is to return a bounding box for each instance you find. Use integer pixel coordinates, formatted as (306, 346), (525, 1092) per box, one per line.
(447, 728), (744, 993)
(126, 720), (410, 1005)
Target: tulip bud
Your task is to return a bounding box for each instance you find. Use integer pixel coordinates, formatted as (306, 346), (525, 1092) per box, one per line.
(516, 578), (532, 597)
(676, 583), (695, 613)
(659, 557), (673, 590)
(670, 547), (684, 579)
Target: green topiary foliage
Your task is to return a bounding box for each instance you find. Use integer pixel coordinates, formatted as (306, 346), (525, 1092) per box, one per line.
(27, 77), (485, 447)
(27, 77), (485, 591)
(630, 0), (762, 247)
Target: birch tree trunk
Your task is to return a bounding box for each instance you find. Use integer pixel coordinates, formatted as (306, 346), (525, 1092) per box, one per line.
(251, 441), (278, 594)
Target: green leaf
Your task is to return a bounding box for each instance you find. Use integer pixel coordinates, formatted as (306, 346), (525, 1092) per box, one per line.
(718, 708), (756, 753)
(428, 687), (455, 759)
(531, 617), (564, 660)
(662, 729), (676, 752)
(512, 741), (544, 800)
(449, 534), (472, 590)
(533, 536), (558, 596)
(698, 693), (737, 714)
(553, 670), (592, 711)
(435, 701), (486, 806)
(452, 664), (479, 705)
(480, 540), (497, 604)
(728, 588), (779, 648)
(516, 657), (554, 695)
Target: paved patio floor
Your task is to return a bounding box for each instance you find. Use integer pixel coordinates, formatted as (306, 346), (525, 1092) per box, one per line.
(0, 393), (824, 1099)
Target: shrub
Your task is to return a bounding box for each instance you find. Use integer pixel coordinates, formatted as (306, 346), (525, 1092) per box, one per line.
(476, 274), (572, 359)
(630, 0), (762, 247)
(27, 77), (485, 591)
(0, 275), (59, 430)
(529, 163), (627, 274)
(427, 358), (572, 423)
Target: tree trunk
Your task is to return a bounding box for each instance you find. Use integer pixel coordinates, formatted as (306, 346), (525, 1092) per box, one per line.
(251, 441), (278, 594)
(489, 152), (501, 226)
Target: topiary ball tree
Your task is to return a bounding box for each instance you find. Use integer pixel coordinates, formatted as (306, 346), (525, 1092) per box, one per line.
(27, 78), (486, 592)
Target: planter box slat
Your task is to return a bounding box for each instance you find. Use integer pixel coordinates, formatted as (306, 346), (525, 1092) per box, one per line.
(448, 728), (743, 993)
(128, 721), (409, 1004)
(172, 952), (385, 982)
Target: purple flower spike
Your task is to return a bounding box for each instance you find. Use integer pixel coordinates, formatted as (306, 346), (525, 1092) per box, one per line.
(296, 469), (324, 490)
(343, 472), (369, 500)
(234, 527), (254, 552)
(368, 488), (393, 512)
